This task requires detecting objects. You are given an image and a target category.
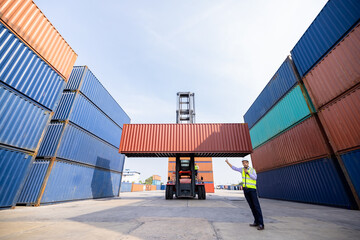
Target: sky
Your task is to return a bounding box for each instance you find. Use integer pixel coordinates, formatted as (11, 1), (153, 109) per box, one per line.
(36, 0), (327, 185)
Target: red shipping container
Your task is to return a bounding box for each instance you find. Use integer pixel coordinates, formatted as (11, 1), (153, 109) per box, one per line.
(318, 84), (360, 153)
(251, 116), (331, 173)
(303, 23), (360, 109)
(0, 0), (77, 80)
(120, 124), (252, 157)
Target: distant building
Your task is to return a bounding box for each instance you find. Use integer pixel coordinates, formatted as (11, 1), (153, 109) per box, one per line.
(122, 169), (141, 183)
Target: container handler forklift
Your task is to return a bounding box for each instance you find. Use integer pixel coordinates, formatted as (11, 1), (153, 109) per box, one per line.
(166, 155), (206, 200)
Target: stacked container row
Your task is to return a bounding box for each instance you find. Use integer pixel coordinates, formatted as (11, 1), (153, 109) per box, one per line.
(247, 0), (360, 209)
(0, 0), (77, 208)
(18, 66), (130, 205)
(291, 0), (360, 207)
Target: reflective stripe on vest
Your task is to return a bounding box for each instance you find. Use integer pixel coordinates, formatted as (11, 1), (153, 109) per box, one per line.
(242, 168), (256, 189)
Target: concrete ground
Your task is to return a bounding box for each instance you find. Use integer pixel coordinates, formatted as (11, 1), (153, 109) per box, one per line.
(1, 190), (360, 240)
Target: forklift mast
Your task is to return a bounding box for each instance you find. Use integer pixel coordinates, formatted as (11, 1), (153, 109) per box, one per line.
(175, 155), (196, 197)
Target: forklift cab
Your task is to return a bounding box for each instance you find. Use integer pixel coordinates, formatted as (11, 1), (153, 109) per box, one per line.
(166, 155), (206, 200)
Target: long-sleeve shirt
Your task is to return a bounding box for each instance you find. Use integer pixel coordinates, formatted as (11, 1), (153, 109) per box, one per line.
(231, 166), (257, 180)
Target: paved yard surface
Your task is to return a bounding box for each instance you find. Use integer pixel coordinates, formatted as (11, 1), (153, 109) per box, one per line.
(1, 190), (360, 240)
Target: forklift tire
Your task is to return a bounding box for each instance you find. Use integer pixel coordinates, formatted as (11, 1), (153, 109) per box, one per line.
(199, 185), (206, 200)
(202, 186), (206, 200)
(198, 185), (204, 200)
(168, 186), (174, 199)
(166, 185), (173, 200)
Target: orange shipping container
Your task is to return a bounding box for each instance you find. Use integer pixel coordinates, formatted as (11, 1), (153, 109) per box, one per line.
(204, 183), (215, 193)
(167, 157), (214, 181)
(198, 172), (214, 182)
(153, 175), (161, 181)
(251, 116), (331, 173)
(318, 84), (360, 153)
(131, 183), (145, 192)
(0, 0), (77, 80)
(120, 124), (253, 157)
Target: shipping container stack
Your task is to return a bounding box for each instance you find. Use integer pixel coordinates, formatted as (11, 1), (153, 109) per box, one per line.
(0, 0), (77, 208)
(168, 157), (215, 193)
(18, 66), (130, 205)
(244, 0), (360, 209)
(291, 0), (360, 208)
(152, 175), (161, 190)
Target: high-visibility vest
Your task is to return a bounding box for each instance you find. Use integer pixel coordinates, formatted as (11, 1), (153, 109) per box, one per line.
(242, 167), (256, 189)
(195, 165), (199, 170)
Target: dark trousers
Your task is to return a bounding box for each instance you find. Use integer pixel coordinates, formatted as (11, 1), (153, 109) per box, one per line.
(244, 188), (264, 225)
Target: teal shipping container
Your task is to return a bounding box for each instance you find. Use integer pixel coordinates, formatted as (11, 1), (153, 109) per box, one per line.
(250, 85), (312, 149)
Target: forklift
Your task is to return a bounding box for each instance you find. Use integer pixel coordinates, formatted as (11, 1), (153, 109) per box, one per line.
(165, 154), (206, 200)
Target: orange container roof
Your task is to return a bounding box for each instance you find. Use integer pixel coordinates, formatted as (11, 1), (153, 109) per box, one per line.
(0, 0), (77, 80)
(119, 123), (253, 157)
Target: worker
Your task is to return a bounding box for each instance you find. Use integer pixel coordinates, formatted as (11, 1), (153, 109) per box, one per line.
(194, 163), (199, 180)
(225, 158), (264, 230)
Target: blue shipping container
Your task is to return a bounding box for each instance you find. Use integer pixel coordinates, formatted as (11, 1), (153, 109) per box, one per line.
(291, 0), (360, 77)
(120, 182), (132, 192)
(41, 160), (122, 203)
(244, 56), (299, 129)
(0, 146), (34, 207)
(65, 66), (130, 128)
(53, 91), (122, 147)
(257, 157), (352, 208)
(17, 160), (50, 204)
(37, 122), (125, 172)
(0, 22), (65, 110)
(249, 85), (311, 148)
(0, 83), (51, 152)
(341, 149), (360, 199)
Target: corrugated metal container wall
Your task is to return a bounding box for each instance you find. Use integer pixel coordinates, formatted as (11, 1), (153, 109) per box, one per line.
(0, 84), (50, 151)
(257, 157), (352, 208)
(120, 123), (253, 157)
(244, 56), (299, 129)
(120, 182), (132, 192)
(17, 160), (49, 204)
(249, 85), (311, 149)
(198, 172), (214, 182)
(65, 66), (131, 128)
(131, 183), (145, 192)
(291, 0), (360, 77)
(37, 123), (124, 172)
(41, 160), (121, 203)
(0, 146), (33, 207)
(303, 23), (360, 109)
(167, 158), (215, 182)
(341, 149), (360, 198)
(0, 0), (78, 80)
(318, 85), (360, 152)
(53, 92), (122, 147)
(0, 22), (65, 110)
(251, 116), (331, 173)
(204, 183), (215, 193)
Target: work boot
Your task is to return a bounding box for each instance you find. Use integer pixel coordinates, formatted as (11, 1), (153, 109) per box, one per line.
(257, 225), (265, 230)
(249, 223), (258, 227)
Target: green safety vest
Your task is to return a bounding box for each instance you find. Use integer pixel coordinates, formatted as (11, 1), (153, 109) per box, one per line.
(195, 165), (199, 170)
(242, 167), (256, 189)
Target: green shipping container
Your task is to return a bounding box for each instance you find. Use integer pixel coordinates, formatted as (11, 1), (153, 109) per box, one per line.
(250, 85), (311, 149)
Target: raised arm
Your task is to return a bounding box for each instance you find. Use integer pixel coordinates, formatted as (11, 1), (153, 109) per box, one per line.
(225, 159), (233, 168)
(225, 159), (242, 172)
